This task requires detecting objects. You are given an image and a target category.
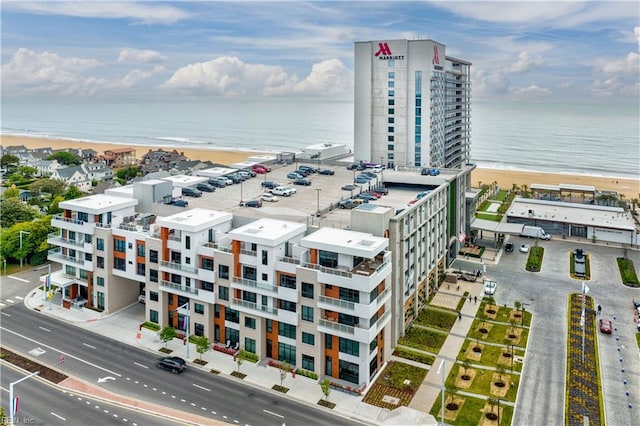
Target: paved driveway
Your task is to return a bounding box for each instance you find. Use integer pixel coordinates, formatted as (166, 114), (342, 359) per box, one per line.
(481, 238), (639, 425)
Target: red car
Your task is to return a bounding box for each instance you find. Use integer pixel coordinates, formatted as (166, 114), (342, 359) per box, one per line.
(599, 319), (612, 334)
(365, 191), (382, 199)
(252, 164), (271, 172)
(253, 167), (268, 174)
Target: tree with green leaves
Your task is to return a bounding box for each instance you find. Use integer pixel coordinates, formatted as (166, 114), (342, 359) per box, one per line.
(64, 185), (83, 200)
(30, 178), (66, 197)
(236, 352), (244, 372)
(195, 335), (210, 361)
(1, 154), (19, 169)
(115, 166), (141, 185)
(0, 199), (40, 228)
(159, 326), (176, 348)
(279, 360), (290, 387)
(48, 195), (65, 215)
(461, 359), (471, 377)
(17, 166), (37, 178)
(46, 151), (81, 166)
(320, 378), (331, 402)
(2, 187), (20, 199)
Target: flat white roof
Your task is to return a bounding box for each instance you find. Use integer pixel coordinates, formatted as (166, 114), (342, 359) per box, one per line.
(157, 208), (232, 232)
(354, 204), (393, 214)
(229, 218), (306, 246)
(530, 184), (560, 191)
(246, 154), (277, 162)
(301, 228), (388, 257)
(161, 175), (208, 187)
(60, 194), (137, 213)
(230, 161), (258, 169)
(195, 167), (240, 177)
(105, 185), (134, 198)
(507, 198), (635, 231)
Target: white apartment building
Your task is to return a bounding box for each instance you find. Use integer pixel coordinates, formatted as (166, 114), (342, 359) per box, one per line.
(354, 39), (471, 169)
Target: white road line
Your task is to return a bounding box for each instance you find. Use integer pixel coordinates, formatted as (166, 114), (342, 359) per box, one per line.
(39, 326), (51, 332)
(0, 327), (121, 377)
(192, 383), (211, 392)
(6, 299), (14, 304)
(14, 296), (23, 300)
(0, 386), (8, 392)
(1, 312), (11, 317)
(51, 412), (66, 421)
(133, 362), (148, 369)
(263, 409), (284, 418)
(0, 303), (5, 307)
(82, 343), (97, 349)
(8, 276), (29, 283)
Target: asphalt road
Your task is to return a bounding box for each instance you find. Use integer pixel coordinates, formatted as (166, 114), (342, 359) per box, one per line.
(465, 237), (640, 425)
(0, 303), (362, 426)
(0, 363), (178, 426)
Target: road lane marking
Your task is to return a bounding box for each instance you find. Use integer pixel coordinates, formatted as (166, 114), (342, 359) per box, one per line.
(192, 383), (211, 392)
(15, 296), (23, 300)
(39, 326), (51, 332)
(0, 303), (5, 307)
(263, 409), (284, 418)
(133, 362), (148, 369)
(8, 276), (28, 282)
(83, 343), (96, 349)
(0, 327), (121, 377)
(1, 312), (11, 317)
(6, 299), (14, 304)
(51, 412), (66, 421)
(0, 386), (8, 392)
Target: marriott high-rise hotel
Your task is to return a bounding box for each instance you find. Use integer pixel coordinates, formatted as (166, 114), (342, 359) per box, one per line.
(354, 39), (471, 169)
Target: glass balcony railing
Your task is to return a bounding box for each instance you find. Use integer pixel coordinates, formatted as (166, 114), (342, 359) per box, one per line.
(160, 260), (197, 274)
(231, 298), (277, 315)
(160, 280), (198, 295)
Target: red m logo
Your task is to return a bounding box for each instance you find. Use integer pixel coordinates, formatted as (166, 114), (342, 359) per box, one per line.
(433, 46), (440, 65)
(374, 42), (392, 57)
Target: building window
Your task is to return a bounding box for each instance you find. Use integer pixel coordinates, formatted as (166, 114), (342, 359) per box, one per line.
(301, 306), (314, 322)
(97, 292), (105, 310)
(388, 135), (394, 142)
(194, 322), (204, 336)
(388, 81), (394, 88)
(388, 117), (394, 124)
(201, 258), (214, 271)
(318, 250), (338, 268)
(339, 359), (359, 384)
(185, 236), (190, 250)
(278, 322), (296, 339)
(114, 239), (126, 253)
(388, 99), (395, 106)
(388, 108), (394, 115)
(261, 250), (268, 265)
(219, 286), (229, 301)
(262, 273), (268, 281)
(77, 212), (88, 222)
(266, 319), (273, 332)
(97, 256), (104, 269)
(245, 337), (256, 354)
(340, 288), (360, 303)
(339, 337), (360, 356)
(388, 72), (395, 78)
(218, 265), (229, 280)
(194, 303), (204, 314)
(388, 144), (395, 151)
(279, 274), (296, 289)
(150, 309), (158, 323)
(280, 300), (296, 312)
(96, 238), (104, 251)
(137, 243), (144, 257)
(302, 354), (315, 372)
(114, 258), (125, 271)
(388, 127), (394, 133)
(278, 342), (296, 365)
(201, 281), (213, 292)
(150, 291), (158, 302)
(225, 308), (239, 323)
(97, 276), (105, 286)
(149, 250), (158, 263)
(137, 263), (145, 276)
(242, 266), (256, 281)
(149, 269), (158, 282)
(325, 334), (333, 349)
(245, 317), (256, 329)
(301, 282), (314, 298)
(388, 90), (394, 97)
(214, 304), (220, 318)
(302, 332), (315, 346)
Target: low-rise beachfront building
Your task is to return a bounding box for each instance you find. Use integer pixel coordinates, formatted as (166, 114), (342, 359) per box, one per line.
(99, 147), (137, 168)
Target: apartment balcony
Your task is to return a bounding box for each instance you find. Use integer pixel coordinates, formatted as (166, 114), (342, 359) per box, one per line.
(230, 276), (277, 296)
(318, 287), (391, 318)
(197, 267), (215, 282)
(51, 215), (93, 234)
(300, 252), (391, 292)
(230, 298), (277, 320)
(277, 285), (298, 303)
(159, 260), (198, 277)
(159, 280), (216, 304)
(276, 256), (299, 274)
(318, 310), (391, 343)
(166, 235), (182, 251)
(47, 232), (86, 250)
(197, 242), (216, 258)
(277, 308), (298, 326)
(47, 248), (93, 271)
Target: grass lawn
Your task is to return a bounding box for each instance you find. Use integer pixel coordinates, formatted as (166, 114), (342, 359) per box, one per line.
(415, 308), (457, 332)
(468, 320), (530, 347)
(458, 340), (525, 372)
(393, 347), (435, 366)
(362, 361), (427, 410)
(479, 300), (532, 327)
(494, 190), (509, 202)
(398, 327), (448, 354)
(445, 363), (520, 402)
(476, 212), (502, 222)
(430, 391), (514, 426)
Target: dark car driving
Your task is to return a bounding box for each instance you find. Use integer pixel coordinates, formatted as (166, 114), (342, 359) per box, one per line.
(157, 356), (186, 373)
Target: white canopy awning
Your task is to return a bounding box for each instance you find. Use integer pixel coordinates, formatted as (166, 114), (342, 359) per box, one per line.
(471, 218), (525, 235)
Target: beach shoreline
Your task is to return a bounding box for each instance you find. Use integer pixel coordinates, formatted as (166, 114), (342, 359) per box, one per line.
(2, 134), (638, 199)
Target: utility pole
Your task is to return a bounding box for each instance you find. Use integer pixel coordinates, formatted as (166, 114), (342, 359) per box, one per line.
(315, 188), (322, 217)
(19, 230), (31, 267)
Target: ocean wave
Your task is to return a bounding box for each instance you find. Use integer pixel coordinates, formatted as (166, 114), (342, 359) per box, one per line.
(474, 161), (639, 181)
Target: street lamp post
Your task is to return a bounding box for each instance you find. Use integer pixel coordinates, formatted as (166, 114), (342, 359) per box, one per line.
(511, 344), (514, 372)
(9, 371), (40, 422)
(437, 359), (445, 426)
(315, 188), (322, 217)
(176, 302), (190, 358)
(240, 180), (244, 204)
(36, 264), (52, 306)
(2, 257), (6, 275)
(19, 230), (31, 268)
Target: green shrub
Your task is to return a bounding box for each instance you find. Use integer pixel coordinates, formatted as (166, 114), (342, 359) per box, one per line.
(617, 257), (640, 286)
(392, 347), (435, 365)
(416, 309), (457, 331)
(142, 321), (160, 331)
(398, 327), (447, 353)
(296, 368), (318, 380)
(526, 246), (544, 271)
(238, 350), (259, 363)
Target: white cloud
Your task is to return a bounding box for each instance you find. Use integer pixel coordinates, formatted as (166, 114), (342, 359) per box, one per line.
(118, 48), (167, 63)
(596, 52), (640, 76)
(161, 56), (352, 98)
(507, 51), (544, 73)
(4, 1), (189, 24)
(509, 85), (552, 101)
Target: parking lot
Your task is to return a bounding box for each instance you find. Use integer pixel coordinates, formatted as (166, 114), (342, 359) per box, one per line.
(477, 237), (640, 425)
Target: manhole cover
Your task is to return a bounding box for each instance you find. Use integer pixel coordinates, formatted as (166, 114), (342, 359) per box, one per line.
(382, 395), (400, 405)
(29, 347), (46, 356)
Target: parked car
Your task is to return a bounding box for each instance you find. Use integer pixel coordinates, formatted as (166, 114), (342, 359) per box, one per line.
(416, 190), (432, 199)
(371, 186), (388, 195)
(170, 199), (188, 207)
(253, 167), (268, 174)
(519, 243), (530, 253)
(342, 184), (358, 191)
(504, 242), (514, 253)
(240, 199), (263, 208)
(261, 193), (279, 202)
(358, 193), (377, 201)
(421, 167), (440, 176)
(287, 172), (303, 180)
(371, 166), (383, 173)
(294, 169), (310, 177)
(237, 170), (254, 178)
(181, 187), (202, 197)
(138, 293), (145, 303)
(261, 181), (279, 189)
(361, 171), (377, 178)
(208, 179), (227, 188)
(252, 163), (271, 172)
(599, 318), (612, 334)
(346, 163), (364, 170)
(365, 191), (381, 198)
(212, 176), (232, 185)
(355, 177), (370, 184)
(339, 199), (356, 209)
(483, 280), (497, 295)
(356, 174), (373, 180)
(270, 186), (295, 197)
(157, 356), (186, 373)
(298, 165), (317, 173)
(293, 178), (311, 186)
(226, 174), (243, 183)
(280, 185), (297, 194)
(196, 182), (215, 192)
(318, 169), (335, 175)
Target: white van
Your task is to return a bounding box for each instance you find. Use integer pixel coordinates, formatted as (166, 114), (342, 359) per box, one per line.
(270, 186), (295, 197)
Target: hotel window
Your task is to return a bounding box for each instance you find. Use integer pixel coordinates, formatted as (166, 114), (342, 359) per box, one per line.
(301, 282), (314, 298)
(137, 243), (144, 257)
(302, 332), (315, 346)
(388, 90), (394, 97)
(387, 59), (395, 67)
(114, 239), (126, 253)
(194, 323), (204, 337)
(149, 250), (158, 263)
(415, 117), (422, 125)
(301, 306), (314, 322)
(245, 317), (256, 329)
(245, 338), (256, 354)
(114, 258), (125, 271)
(388, 144), (395, 151)
(388, 108), (394, 115)
(278, 322), (296, 339)
(388, 117), (394, 124)
(97, 276), (104, 286)
(218, 265), (229, 279)
(388, 80), (394, 88)
(96, 238), (104, 251)
(150, 310), (158, 324)
(279, 274), (296, 289)
(261, 250), (268, 265)
(149, 269), (158, 282)
(388, 135), (394, 142)
(388, 127), (394, 133)
(302, 355), (315, 372)
(150, 291), (159, 302)
(388, 72), (395, 78)
(219, 286), (229, 301)
(194, 303), (204, 314)
(388, 99), (395, 106)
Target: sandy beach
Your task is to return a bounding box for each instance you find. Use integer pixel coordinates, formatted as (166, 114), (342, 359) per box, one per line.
(2, 134), (638, 199)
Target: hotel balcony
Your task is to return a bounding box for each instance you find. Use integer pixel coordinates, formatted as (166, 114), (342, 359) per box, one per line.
(197, 267), (215, 282)
(159, 280), (216, 304)
(300, 252), (391, 292)
(230, 298), (277, 320)
(51, 215), (94, 234)
(318, 310), (391, 343)
(47, 232), (90, 251)
(197, 242), (216, 258)
(230, 276), (277, 296)
(276, 256), (299, 274)
(159, 260), (198, 277)
(318, 286), (391, 318)
(166, 234), (182, 251)
(47, 248), (93, 271)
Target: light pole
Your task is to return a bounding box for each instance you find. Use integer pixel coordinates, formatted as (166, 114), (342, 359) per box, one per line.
(315, 188), (322, 217)
(521, 302), (530, 326)
(10, 371), (39, 422)
(19, 230), (31, 267)
(240, 180), (244, 204)
(176, 302), (190, 358)
(437, 359), (445, 426)
(497, 398), (501, 424)
(36, 264), (52, 306)
(511, 344), (514, 372)
(2, 257), (6, 275)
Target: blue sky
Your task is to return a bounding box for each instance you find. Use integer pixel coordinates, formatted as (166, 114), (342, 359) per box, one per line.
(1, 1), (638, 102)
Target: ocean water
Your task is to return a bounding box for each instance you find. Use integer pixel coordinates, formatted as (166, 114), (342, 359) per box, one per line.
(1, 97), (638, 179)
